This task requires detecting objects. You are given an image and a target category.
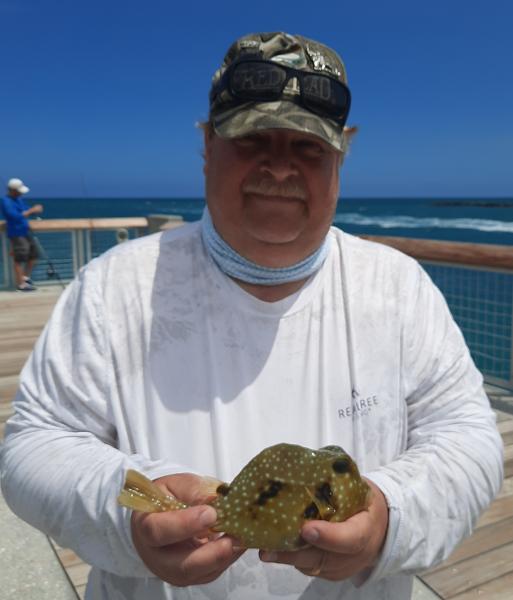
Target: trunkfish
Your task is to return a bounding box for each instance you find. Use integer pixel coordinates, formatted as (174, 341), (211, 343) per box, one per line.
(118, 443), (371, 551)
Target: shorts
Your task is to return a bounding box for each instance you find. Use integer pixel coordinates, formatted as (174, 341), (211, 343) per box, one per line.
(10, 235), (40, 263)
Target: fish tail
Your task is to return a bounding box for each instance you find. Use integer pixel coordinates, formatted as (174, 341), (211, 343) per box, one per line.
(117, 469), (187, 513)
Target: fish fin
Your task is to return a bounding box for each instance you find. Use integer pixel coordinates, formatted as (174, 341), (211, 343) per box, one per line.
(198, 476), (226, 502)
(117, 469), (187, 513)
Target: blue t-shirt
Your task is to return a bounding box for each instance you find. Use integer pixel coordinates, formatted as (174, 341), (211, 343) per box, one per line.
(1, 195), (30, 238)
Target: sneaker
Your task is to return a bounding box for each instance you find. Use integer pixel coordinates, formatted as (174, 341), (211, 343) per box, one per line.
(17, 284), (37, 292)
(23, 276), (34, 285)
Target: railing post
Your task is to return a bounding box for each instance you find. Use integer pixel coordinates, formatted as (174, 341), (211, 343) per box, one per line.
(1, 233), (13, 289)
(72, 231), (80, 275)
(510, 285), (513, 390)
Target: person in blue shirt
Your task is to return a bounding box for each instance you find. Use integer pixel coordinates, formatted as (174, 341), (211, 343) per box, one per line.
(1, 178), (43, 291)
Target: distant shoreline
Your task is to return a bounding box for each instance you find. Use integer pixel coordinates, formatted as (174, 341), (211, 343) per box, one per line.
(433, 201), (513, 208)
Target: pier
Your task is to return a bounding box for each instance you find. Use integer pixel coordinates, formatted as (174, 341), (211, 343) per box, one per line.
(1, 286), (512, 599)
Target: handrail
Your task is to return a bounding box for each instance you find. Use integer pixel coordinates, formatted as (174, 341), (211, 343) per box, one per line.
(361, 235), (513, 270)
(0, 217), (149, 232)
(1, 218), (512, 268)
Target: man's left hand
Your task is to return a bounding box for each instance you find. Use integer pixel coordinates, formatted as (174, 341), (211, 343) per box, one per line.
(260, 479), (388, 581)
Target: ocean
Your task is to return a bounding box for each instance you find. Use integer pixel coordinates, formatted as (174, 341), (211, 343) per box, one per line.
(37, 196), (513, 246)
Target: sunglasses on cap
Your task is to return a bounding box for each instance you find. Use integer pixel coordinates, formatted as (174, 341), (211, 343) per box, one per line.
(210, 58), (351, 128)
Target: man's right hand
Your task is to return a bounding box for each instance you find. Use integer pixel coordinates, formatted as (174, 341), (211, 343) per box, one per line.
(26, 204), (43, 216)
(130, 473), (244, 586)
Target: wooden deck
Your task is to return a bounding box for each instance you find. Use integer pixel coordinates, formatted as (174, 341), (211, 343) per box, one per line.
(1, 287), (513, 599)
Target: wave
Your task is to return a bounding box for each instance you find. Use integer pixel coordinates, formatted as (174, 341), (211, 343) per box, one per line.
(333, 213), (513, 234)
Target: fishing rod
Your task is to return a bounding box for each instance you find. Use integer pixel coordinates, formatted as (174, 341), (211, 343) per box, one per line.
(31, 223), (66, 290)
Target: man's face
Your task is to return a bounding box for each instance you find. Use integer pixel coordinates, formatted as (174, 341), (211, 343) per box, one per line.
(204, 128), (342, 267)
(7, 189), (22, 198)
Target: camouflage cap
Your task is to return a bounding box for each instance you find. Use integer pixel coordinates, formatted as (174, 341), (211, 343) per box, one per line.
(209, 32), (350, 151)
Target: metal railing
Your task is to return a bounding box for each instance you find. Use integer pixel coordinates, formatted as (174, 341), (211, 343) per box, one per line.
(0, 216), (182, 290)
(363, 236), (513, 390)
(1, 221), (512, 389)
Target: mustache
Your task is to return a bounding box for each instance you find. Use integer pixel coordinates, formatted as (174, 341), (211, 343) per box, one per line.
(242, 177), (307, 200)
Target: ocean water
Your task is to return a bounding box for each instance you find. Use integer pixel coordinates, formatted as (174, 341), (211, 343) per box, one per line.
(37, 196), (513, 246)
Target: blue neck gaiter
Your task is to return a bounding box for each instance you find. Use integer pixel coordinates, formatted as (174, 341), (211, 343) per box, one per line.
(200, 207), (330, 286)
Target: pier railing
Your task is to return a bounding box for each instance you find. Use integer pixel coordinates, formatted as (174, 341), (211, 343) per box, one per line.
(363, 236), (513, 390)
(1, 218), (512, 389)
(0, 216), (181, 290)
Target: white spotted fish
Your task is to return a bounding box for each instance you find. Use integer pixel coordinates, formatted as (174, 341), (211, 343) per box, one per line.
(118, 443), (371, 551)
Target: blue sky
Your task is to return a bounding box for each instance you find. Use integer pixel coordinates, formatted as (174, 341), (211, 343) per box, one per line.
(1, 0), (512, 198)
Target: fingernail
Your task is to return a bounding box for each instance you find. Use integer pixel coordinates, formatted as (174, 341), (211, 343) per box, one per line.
(231, 538), (246, 552)
(302, 528), (319, 543)
(261, 551), (277, 561)
(198, 506), (217, 527)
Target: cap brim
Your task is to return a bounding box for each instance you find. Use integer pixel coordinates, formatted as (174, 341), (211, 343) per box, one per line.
(212, 100), (344, 151)
(8, 185), (29, 194)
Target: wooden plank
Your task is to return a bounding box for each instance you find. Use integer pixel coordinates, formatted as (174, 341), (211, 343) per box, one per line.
(422, 541), (513, 597)
(0, 375), (19, 394)
(425, 516), (513, 574)
(496, 477), (513, 499)
(0, 338), (40, 355)
(495, 410), (513, 431)
(449, 570), (513, 599)
(0, 404), (14, 421)
(495, 411), (513, 423)
(476, 494), (513, 529)
(504, 446), (513, 479)
(502, 430), (513, 446)
(0, 350), (32, 377)
(497, 418), (513, 449)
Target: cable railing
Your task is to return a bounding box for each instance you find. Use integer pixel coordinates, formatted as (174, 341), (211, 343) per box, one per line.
(362, 236), (513, 390)
(1, 220), (512, 389)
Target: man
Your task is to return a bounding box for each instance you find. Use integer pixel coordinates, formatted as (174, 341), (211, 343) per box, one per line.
(1, 178), (43, 291)
(0, 32), (503, 600)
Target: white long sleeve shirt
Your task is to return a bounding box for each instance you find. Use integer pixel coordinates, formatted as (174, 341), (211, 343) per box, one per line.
(0, 223), (503, 599)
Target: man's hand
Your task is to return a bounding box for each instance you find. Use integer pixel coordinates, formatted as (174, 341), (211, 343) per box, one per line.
(131, 473), (244, 586)
(25, 204), (43, 216)
(260, 479), (388, 581)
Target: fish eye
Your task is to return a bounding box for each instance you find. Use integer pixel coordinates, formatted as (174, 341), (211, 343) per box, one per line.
(332, 458), (350, 473)
(217, 483), (231, 496)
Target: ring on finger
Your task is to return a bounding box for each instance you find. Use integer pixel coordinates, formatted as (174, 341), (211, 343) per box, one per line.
(306, 552), (327, 577)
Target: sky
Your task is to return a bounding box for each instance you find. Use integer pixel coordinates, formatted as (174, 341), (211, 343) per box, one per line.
(1, 0), (512, 198)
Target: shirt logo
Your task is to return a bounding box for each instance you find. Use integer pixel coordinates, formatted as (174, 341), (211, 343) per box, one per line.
(337, 389), (379, 419)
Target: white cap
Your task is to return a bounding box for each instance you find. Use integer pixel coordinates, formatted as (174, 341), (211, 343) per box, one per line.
(7, 178), (30, 194)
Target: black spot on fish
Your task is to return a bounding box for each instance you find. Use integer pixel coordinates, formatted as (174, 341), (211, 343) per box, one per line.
(255, 480), (283, 506)
(332, 458), (350, 473)
(217, 484), (231, 496)
(315, 482), (333, 504)
(303, 502), (320, 519)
